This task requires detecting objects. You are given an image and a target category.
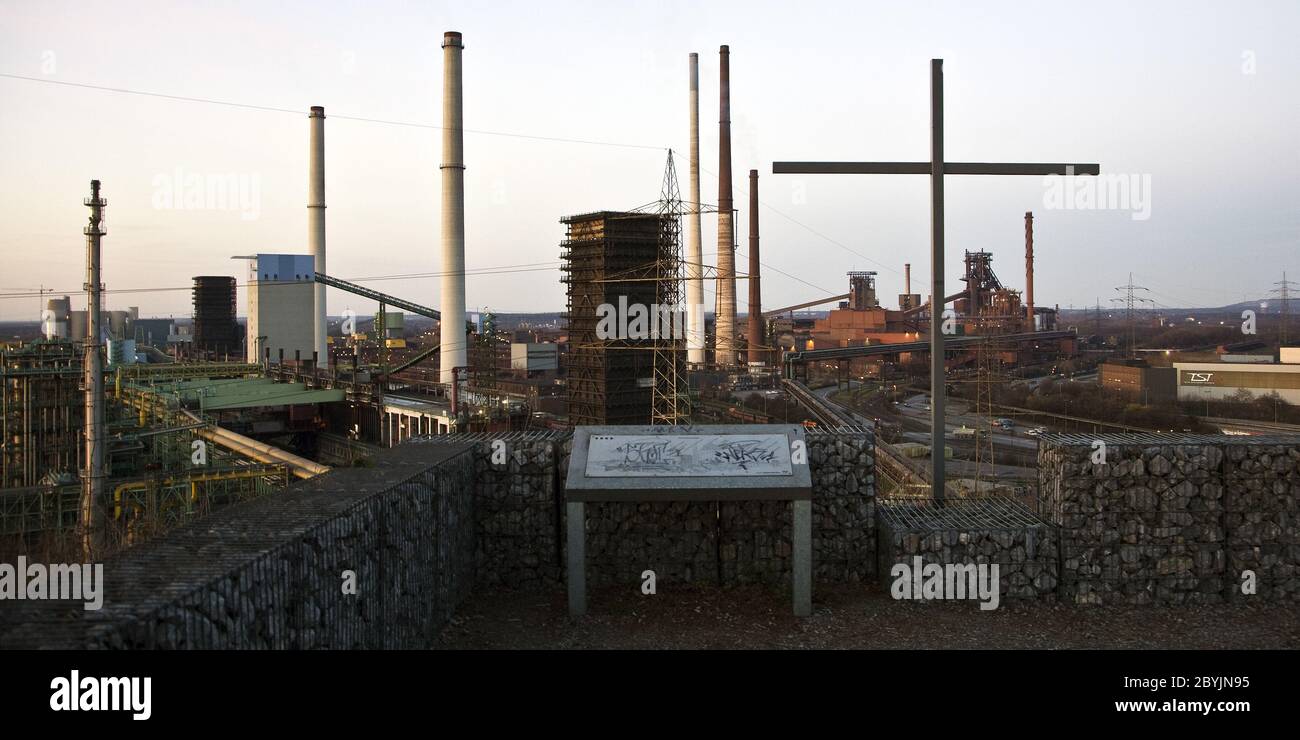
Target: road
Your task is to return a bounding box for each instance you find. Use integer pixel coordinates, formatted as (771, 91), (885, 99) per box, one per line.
(820, 384), (1039, 481)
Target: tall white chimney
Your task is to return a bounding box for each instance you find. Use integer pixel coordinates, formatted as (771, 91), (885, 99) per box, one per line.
(440, 31), (467, 384)
(308, 105), (328, 365)
(685, 52), (705, 366)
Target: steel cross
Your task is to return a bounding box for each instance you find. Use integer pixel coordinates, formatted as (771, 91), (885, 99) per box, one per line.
(773, 59), (1099, 504)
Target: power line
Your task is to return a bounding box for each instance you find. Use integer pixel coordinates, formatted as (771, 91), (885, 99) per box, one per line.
(0, 72), (664, 151)
(1272, 271), (1296, 344)
(0, 263), (563, 301)
(1111, 272), (1153, 357)
(699, 163), (905, 278)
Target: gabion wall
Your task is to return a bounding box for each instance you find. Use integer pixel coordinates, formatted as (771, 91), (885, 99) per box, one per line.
(421, 429), (877, 589)
(877, 499), (1060, 603)
(0, 444), (478, 649)
(1038, 435), (1300, 605)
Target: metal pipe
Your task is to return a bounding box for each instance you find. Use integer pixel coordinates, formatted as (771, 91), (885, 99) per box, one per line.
(716, 45), (737, 365)
(747, 169), (763, 364)
(308, 106), (328, 365)
(929, 59), (945, 505)
(81, 179), (106, 556)
(180, 409), (329, 478)
(439, 31), (467, 384)
(1025, 211), (1035, 329)
(686, 52), (705, 366)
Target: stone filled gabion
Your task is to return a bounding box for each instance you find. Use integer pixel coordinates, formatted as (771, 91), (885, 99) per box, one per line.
(1038, 437), (1300, 605)
(873, 502), (1055, 600)
(47, 445), (480, 650)
(576, 431), (876, 588)
(467, 436), (562, 589)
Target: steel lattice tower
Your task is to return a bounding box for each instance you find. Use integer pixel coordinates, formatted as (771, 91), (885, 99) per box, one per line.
(650, 151), (687, 424)
(1272, 271), (1296, 345)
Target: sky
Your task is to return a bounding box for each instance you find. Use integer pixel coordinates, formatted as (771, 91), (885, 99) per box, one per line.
(0, 0), (1297, 321)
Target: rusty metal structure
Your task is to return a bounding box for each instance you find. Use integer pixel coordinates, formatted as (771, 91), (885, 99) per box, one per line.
(1024, 211), (1035, 327)
(1, 340), (82, 489)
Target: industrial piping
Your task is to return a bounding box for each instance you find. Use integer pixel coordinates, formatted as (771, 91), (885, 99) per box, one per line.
(439, 31), (467, 385)
(180, 409), (330, 479)
(746, 169), (763, 364)
(308, 106), (328, 366)
(685, 53), (706, 366)
(1024, 211), (1035, 329)
(715, 44), (737, 366)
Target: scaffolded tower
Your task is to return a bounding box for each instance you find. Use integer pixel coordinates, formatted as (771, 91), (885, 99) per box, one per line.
(192, 276), (241, 358)
(561, 211), (661, 425)
(561, 152), (691, 427)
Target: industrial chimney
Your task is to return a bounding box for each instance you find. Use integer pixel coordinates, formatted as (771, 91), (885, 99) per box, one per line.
(440, 31), (467, 384)
(308, 106), (328, 366)
(747, 169), (763, 365)
(81, 180), (106, 557)
(685, 53), (705, 366)
(1024, 211), (1035, 330)
(715, 44), (737, 365)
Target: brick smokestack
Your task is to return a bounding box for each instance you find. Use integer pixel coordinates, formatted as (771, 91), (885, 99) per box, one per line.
(1025, 211), (1034, 330)
(715, 44), (737, 365)
(746, 169), (763, 365)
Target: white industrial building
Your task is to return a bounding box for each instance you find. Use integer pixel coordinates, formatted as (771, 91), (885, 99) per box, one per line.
(510, 342), (558, 373)
(245, 253), (316, 365)
(1174, 361), (1300, 404)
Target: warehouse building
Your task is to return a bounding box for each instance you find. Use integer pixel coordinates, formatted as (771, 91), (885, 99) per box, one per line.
(1100, 359), (1176, 403)
(1174, 361), (1300, 404)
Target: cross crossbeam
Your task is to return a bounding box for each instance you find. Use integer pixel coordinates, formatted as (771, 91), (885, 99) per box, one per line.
(773, 162), (1100, 176)
(773, 59), (1099, 504)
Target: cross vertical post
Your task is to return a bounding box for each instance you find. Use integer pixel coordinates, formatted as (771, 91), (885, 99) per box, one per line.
(772, 59), (1098, 504)
(929, 59), (945, 503)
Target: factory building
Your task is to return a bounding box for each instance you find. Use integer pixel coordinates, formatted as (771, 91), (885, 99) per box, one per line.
(244, 254), (317, 366)
(68, 307), (137, 343)
(1100, 359), (1177, 403)
(511, 342), (559, 374)
(1174, 361), (1300, 404)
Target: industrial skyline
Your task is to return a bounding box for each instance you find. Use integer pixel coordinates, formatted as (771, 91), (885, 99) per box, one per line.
(4, 0), (1300, 678)
(1, 0), (1297, 323)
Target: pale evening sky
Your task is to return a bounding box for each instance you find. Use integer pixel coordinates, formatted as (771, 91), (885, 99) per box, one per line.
(0, 0), (1296, 321)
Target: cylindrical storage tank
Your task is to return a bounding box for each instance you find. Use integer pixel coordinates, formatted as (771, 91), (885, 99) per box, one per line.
(43, 296), (71, 339)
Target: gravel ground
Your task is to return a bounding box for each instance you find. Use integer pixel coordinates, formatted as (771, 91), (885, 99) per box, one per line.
(436, 584), (1300, 649)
